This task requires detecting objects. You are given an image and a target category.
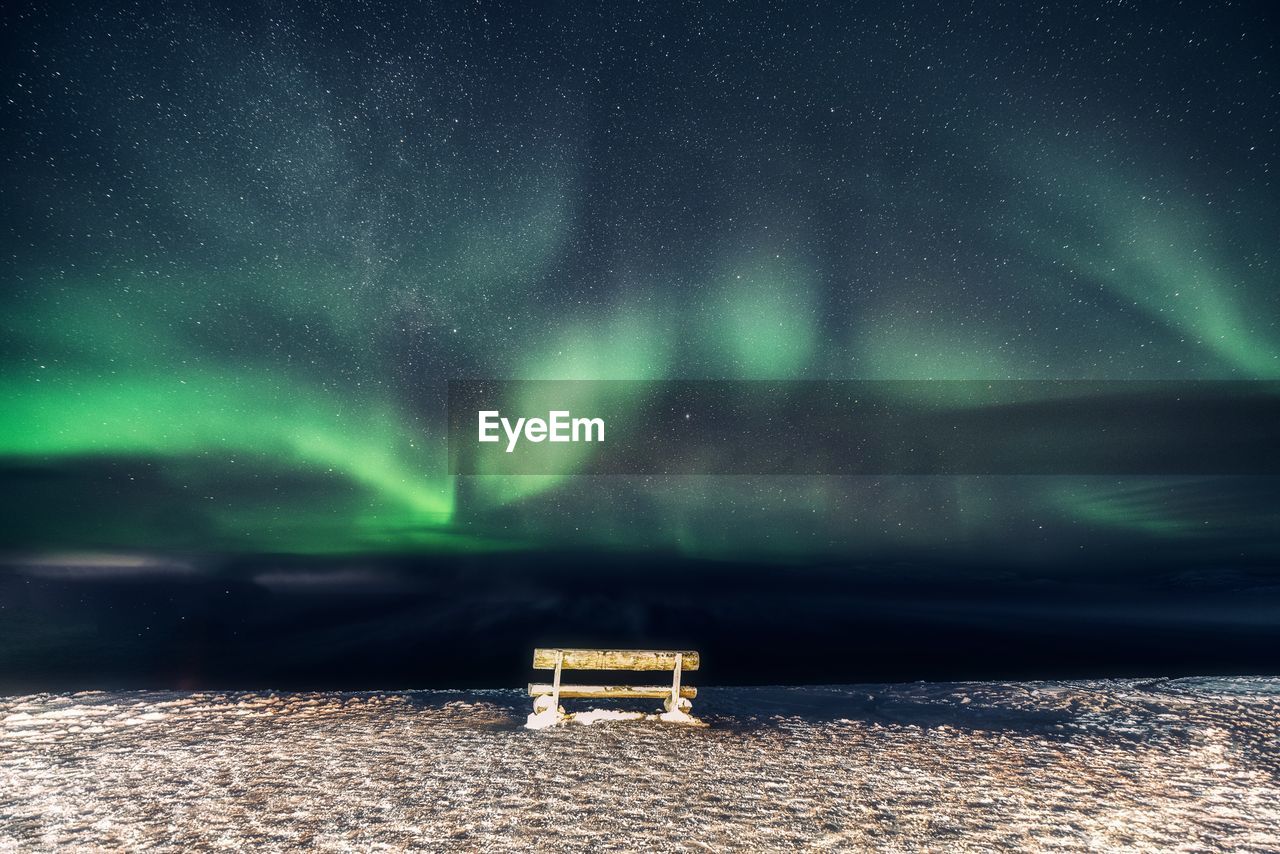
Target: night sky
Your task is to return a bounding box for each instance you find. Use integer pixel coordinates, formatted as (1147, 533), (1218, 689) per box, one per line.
(2, 1), (1279, 687)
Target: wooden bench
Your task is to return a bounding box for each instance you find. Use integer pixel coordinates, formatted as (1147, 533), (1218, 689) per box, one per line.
(529, 648), (699, 717)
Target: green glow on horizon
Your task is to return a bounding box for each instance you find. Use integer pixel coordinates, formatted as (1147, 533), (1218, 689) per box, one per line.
(706, 255), (818, 378)
(471, 307), (672, 506)
(1013, 153), (1280, 380)
(854, 316), (1022, 382)
(1, 372), (457, 547)
(0, 265), (472, 552)
(1051, 481), (1204, 538)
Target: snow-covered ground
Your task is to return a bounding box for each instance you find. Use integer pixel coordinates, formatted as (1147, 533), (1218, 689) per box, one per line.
(2, 678), (1278, 851)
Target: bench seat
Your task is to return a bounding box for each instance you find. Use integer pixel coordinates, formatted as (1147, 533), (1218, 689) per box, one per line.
(533, 648), (699, 671)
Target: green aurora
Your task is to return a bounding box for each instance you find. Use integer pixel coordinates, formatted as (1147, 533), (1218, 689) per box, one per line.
(3, 2), (1278, 562)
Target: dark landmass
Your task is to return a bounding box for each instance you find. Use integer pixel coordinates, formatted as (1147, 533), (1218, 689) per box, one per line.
(3, 551), (1278, 693)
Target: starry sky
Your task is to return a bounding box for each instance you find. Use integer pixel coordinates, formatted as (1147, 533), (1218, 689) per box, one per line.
(3, 0), (1279, 568)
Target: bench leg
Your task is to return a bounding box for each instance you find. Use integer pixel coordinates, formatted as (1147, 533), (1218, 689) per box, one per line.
(532, 651), (566, 719)
(551, 650), (563, 713)
(663, 653), (692, 714)
(663, 696), (692, 714)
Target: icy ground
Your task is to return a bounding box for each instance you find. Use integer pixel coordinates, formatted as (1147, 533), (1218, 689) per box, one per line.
(2, 678), (1279, 851)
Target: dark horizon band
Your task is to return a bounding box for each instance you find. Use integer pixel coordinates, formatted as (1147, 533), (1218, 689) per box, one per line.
(446, 380), (1280, 476)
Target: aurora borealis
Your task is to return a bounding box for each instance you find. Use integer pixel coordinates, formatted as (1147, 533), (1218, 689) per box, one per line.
(3, 0), (1279, 567)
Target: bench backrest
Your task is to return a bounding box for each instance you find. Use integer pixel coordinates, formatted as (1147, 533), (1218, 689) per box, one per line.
(532, 648), (700, 671)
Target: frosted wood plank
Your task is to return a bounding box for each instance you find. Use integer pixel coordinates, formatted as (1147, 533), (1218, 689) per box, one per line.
(532, 649), (700, 671)
(528, 683), (697, 699)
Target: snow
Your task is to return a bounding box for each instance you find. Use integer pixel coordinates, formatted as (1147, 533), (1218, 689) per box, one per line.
(525, 706), (704, 728)
(1, 679), (1278, 850)
(565, 709), (647, 725)
(524, 708), (560, 730)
